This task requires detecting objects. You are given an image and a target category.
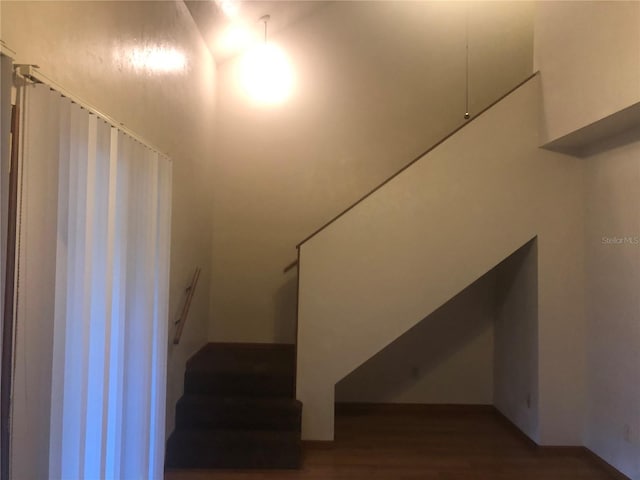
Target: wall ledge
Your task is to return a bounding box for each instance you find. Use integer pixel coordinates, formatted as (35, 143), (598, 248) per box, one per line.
(543, 102), (640, 158)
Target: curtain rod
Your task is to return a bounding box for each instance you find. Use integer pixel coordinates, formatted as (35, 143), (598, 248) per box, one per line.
(14, 64), (169, 159)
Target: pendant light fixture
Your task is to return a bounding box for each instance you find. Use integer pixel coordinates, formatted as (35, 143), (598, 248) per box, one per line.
(239, 14), (295, 105)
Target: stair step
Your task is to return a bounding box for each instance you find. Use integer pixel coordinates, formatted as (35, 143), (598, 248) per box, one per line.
(187, 343), (295, 376)
(165, 429), (301, 469)
(184, 371), (294, 397)
(184, 343), (295, 397)
(166, 343), (302, 470)
(176, 395), (302, 431)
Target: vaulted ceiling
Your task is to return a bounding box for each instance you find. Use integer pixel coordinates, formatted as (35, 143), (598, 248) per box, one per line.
(185, 0), (330, 63)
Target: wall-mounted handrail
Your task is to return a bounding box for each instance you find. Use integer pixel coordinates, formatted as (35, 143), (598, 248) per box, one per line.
(173, 267), (201, 345)
(283, 259), (298, 274)
(296, 72), (539, 248)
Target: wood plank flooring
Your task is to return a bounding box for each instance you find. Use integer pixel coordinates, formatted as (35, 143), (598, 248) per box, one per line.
(165, 405), (625, 480)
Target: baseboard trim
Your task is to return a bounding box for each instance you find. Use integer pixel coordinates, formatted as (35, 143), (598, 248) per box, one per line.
(490, 406), (539, 447)
(583, 448), (633, 480)
(492, 408), (631, 480)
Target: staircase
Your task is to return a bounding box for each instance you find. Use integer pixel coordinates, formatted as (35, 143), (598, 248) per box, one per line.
(295, 74), (585, 442)
(165, 343), (302, 469)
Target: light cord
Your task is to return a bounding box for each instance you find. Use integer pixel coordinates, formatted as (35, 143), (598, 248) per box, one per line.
(261, 14), (270, 45)
(464, 5), (470, 120)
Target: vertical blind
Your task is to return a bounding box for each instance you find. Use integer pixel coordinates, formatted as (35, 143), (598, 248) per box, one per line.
(14, 82), (171, 480)
(0, 52), (14, 480)
(0, 54), (11, 361)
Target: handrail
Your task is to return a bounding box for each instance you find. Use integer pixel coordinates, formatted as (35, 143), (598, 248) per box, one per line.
(283, 259), (298, 273)
(173, 267), (201, 345)
(296, 72), (540, 248)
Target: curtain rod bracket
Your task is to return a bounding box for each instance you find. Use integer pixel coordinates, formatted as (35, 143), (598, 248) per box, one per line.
(14, 64), (41, 83)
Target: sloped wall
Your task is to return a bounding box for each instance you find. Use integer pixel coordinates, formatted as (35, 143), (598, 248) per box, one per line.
(336, 271), (496, 406)
(297, 76), (585, 443)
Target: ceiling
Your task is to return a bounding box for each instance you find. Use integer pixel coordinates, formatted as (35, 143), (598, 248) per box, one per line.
(185, 0), (330, 64)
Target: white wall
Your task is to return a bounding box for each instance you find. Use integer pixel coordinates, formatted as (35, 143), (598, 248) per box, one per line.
(336, 270), (495, 405)
(584, 140), (640, 480)
(535, 2), (640, 476)
(534, 1), (640, 143)
(494, 240), (539, 442)
(297, 77), (585, 443)
(209, 1), (534, 344)
(0, 0), (217, 462)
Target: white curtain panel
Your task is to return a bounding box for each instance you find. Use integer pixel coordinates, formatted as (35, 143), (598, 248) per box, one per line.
(14, 83), (171, 480)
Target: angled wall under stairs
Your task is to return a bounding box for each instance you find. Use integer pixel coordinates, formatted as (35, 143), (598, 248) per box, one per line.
(165, 343), (302, 470)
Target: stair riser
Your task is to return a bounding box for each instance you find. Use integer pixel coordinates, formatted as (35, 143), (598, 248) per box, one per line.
(165, 433), (301, 470)
(165, 453), (301, 470)
(184, 372), (294, 397)
(176, 406), (301, 431)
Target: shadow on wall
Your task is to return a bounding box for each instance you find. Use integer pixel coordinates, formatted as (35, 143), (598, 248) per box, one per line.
(335, 270), (497, 404)
(493, 238), (539, 442)
(274, 275), (298, 343)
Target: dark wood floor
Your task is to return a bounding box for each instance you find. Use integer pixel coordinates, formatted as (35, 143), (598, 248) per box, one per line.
(165, 405), (624, 480)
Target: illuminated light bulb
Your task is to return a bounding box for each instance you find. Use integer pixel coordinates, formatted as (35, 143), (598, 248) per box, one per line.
(239, 43), (294, 105)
